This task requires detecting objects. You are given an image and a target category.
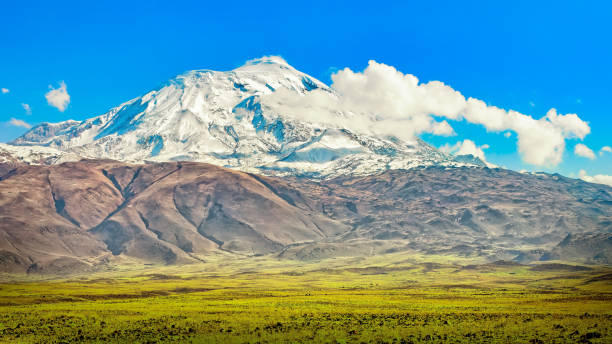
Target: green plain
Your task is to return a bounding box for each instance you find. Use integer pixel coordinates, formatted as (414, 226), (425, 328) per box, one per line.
(1, 253), (610, 343)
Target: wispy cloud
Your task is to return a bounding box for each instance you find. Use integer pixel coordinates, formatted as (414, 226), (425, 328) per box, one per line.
(574, 143), (596, 160)
(600, 146), (612, 156)
(21, 103), (31, 115)
(45, 81), (70, 112)
(8, 118), (31, 129)
(261, 60), (590, 167)
(579, 170), (612, 187)
(1, 88), (9, 94)
(439, 139), (489, 162)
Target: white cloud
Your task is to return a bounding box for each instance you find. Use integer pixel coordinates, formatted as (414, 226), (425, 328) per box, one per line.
(8, 118), (31, 129)
(260, 60), (590, 167)
(600, 146), (612, 156)
(262, 61), (468, 142)
(544, 108), (590, 139)
(579, 170), (612, 187)
(1, 88), (8, 94)
(431, 120), (455, 136)
(462, 102), (587, 166)
(574, 143), (596, 160)
(21, 103), (31, 115)
(45, 81), (70, 112)
(439, 139), (488, 161)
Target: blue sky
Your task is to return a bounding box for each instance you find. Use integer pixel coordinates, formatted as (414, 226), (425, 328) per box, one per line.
(0, 0), (610, 177)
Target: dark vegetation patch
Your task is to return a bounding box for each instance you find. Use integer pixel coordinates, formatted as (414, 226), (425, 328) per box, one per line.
(74, 290), (171, 300)
(139, 273), (185, 280)
(585, 273), (612, 283)
(531, 264), (594, 272)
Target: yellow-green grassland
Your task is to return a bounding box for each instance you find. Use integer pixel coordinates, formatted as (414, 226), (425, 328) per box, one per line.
(1, 252), (611, 343)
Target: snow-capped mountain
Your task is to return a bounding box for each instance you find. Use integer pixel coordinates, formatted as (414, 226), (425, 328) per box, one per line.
(9, 56), (482, 178)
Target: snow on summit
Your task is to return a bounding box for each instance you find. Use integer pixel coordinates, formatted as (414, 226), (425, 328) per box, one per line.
(8, 57), (482, 178)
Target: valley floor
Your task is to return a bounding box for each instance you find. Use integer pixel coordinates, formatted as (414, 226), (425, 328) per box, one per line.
(0, 253), (611, 343)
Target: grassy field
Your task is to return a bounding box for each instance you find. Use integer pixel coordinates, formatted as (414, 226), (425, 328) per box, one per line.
(1, 253), (611, 343)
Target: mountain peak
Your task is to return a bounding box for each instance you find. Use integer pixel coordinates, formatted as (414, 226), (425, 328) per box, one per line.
(8, 57), (483, 178)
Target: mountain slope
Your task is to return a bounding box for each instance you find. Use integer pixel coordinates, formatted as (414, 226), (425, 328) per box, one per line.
(1, 159), (610, 273)
(280, 167), (612, 260)
(0, 160), (350, 273)
(9, 57), (474, 178)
